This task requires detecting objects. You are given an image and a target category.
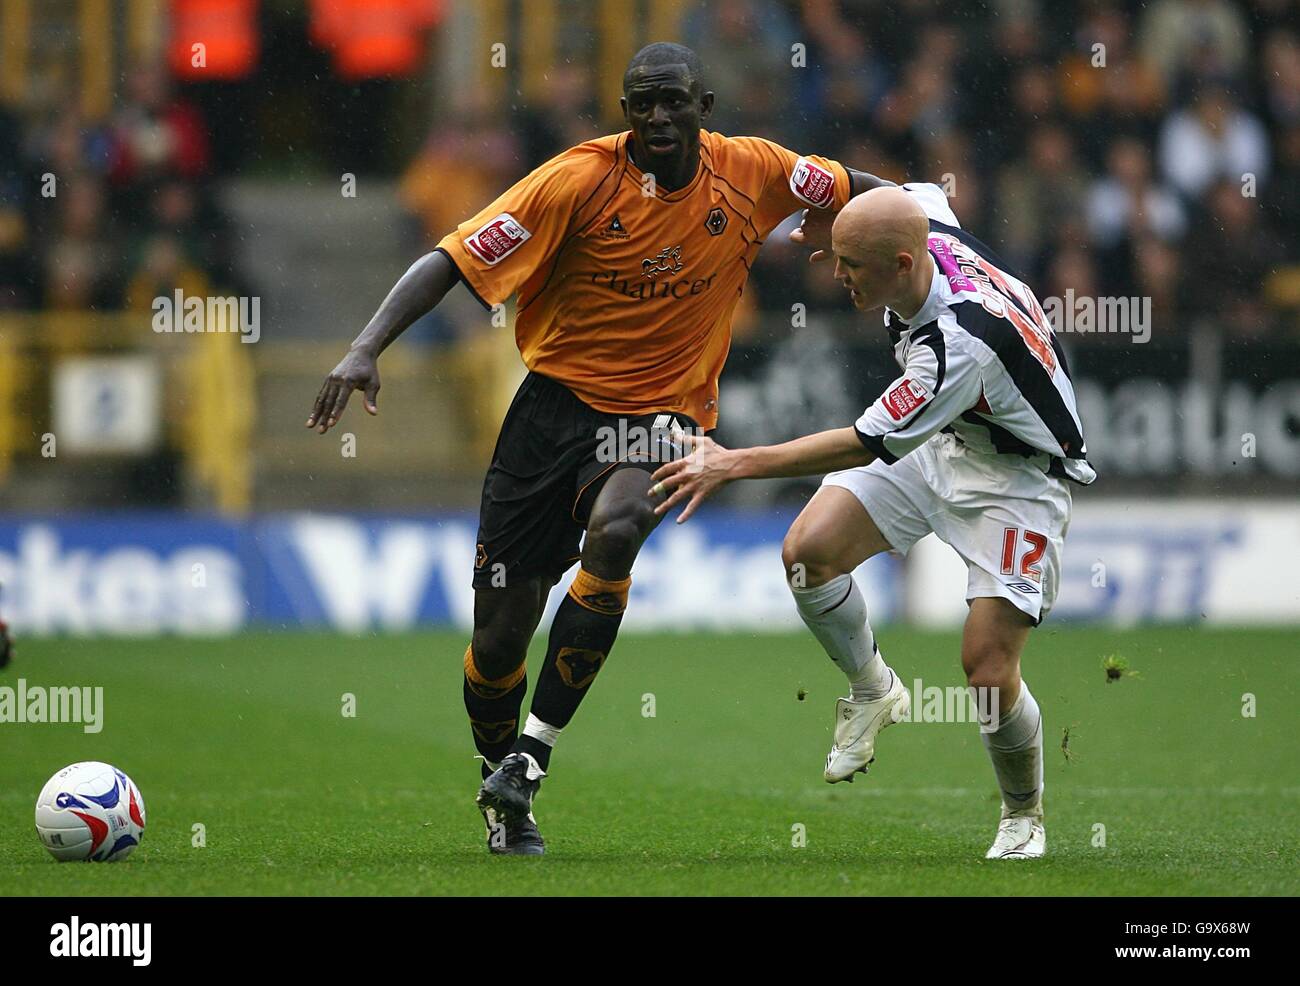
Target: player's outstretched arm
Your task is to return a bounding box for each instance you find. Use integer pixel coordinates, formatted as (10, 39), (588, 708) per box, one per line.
(847, 169), (897, 196)
(650, 428), (874, 524)
(306, 250), (459, 434)
(790, 169), (896, 262)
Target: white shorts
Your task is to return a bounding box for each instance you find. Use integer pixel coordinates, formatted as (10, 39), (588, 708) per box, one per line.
(823, 434), (1072, 624)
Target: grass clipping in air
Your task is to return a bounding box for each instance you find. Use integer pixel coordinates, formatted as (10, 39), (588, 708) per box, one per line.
(1102, 653), (1139, 684)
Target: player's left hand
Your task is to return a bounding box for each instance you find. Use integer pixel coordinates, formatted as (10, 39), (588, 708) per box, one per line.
(307, 347), (381, 434)
(648, 434), (738, 524)
(789, 207), (835, 263)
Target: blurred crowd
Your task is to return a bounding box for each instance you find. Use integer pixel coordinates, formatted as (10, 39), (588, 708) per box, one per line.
(2, 0), (1296, 347)
(0, 62), (243, 314)
(399, 0), (1300, 343)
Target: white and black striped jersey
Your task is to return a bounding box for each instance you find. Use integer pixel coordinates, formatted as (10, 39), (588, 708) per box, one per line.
(854, 183), (1096, 486)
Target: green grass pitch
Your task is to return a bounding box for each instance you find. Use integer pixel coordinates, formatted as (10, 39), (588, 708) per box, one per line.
(0, 627), (1295, 896)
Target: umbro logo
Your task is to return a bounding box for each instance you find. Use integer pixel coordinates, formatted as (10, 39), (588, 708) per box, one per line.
(1004, 580), (1040, 593)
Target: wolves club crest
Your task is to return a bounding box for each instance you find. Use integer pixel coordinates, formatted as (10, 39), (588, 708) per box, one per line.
(556, 647), (606, 689)
(470, 718), (517, 744)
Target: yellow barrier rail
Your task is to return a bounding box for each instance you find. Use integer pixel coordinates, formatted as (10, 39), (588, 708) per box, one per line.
(0, 311), (255, 513)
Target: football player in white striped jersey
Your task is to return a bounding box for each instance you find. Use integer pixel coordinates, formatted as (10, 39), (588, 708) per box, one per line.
(650, 183), (1095, 860)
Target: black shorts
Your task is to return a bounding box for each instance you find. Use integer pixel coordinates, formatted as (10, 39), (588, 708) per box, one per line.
(472, 372), (702, 589)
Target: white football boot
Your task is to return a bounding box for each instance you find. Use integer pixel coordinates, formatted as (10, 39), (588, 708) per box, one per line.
(824, 669), (910, 783)
(985, 803), (1046, 859)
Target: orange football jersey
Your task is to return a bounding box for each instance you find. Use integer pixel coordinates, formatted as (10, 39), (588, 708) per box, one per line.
(436, 130), (851, 429)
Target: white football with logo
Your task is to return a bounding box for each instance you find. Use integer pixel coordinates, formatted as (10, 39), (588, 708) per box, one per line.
(35, 761), (146, 862)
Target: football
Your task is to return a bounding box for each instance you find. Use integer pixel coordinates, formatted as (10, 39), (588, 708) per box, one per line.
(34, 761), (146, 862)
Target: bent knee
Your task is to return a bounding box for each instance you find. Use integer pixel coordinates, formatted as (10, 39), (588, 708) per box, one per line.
(586, 497), (657, 558)
(470, 625), (530, 681)
(782, 527), (850, 587)
(961, 646), (1021, 692)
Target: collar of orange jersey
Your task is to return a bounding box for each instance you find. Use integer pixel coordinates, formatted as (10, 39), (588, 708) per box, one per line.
(620, 130), (708, 202)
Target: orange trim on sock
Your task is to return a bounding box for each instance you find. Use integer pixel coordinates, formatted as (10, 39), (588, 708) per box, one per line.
(567, 567), (631, 615)
(463, 645), (525, 699)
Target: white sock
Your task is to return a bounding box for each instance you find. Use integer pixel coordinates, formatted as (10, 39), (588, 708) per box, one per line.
(523, 713), (562, 748)
(980, 681), (1043, 813)
(790, 574), (891, 701)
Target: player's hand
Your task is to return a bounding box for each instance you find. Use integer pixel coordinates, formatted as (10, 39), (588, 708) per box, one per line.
(649, 434), (737, 524)
(789, 207), (834, 264)
(306, 347), (380, 434)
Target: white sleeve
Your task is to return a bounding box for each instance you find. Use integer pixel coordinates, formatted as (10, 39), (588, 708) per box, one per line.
(902, 181), (960, 228)
(854, 327), (982, 463)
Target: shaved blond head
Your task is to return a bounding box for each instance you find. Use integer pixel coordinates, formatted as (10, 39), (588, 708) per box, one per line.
(828, 185), (934, 317)
(831, 186), (930, 263)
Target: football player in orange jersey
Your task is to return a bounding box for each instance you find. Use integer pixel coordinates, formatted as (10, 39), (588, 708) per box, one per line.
(307, 43), (888, 854)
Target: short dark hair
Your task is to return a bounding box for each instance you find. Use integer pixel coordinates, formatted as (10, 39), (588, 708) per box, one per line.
(623, 43), (705, 93)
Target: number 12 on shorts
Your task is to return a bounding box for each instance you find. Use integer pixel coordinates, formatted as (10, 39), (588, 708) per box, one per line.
(1001, 527), (1047, 583)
